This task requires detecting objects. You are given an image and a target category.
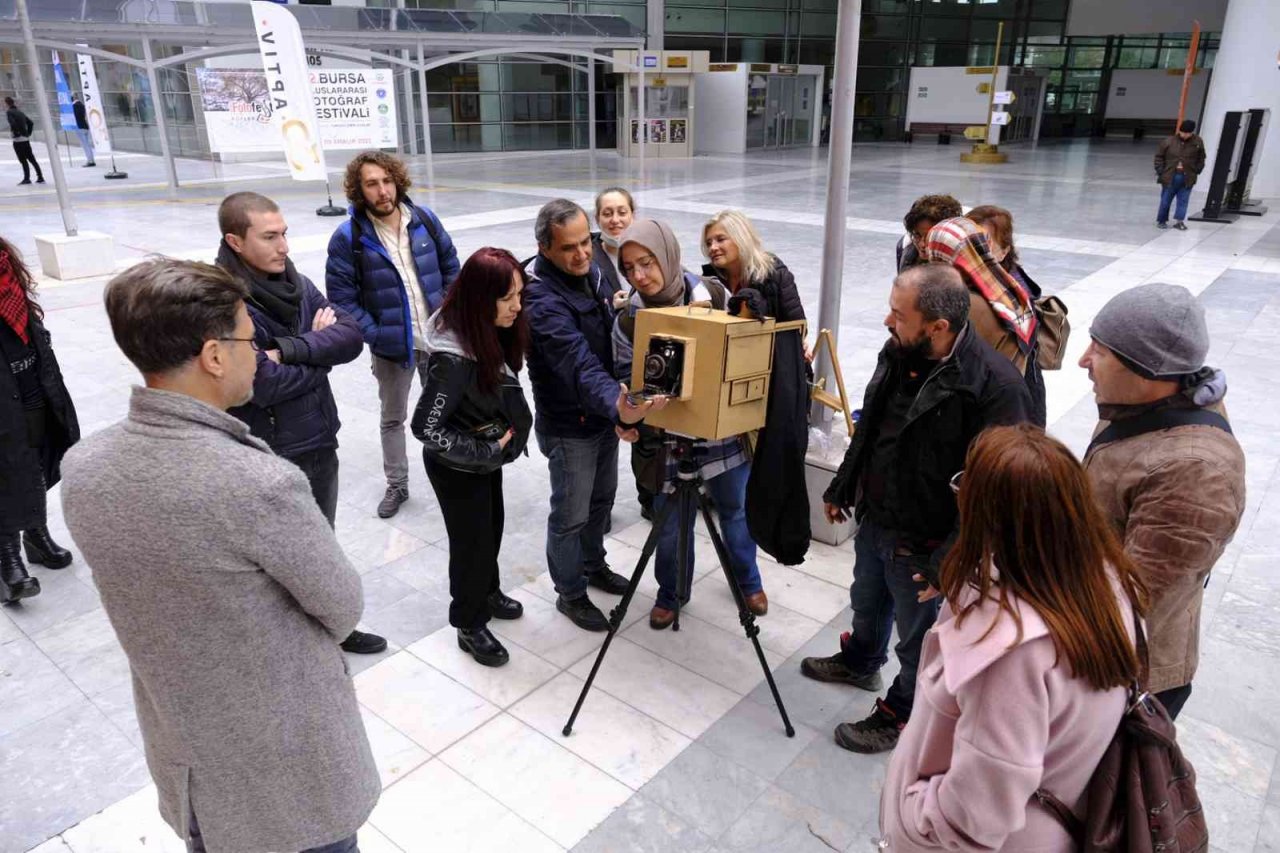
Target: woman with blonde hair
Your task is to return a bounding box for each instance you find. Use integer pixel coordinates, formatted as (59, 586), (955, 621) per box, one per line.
(701, 210), (805, 323)
(878, 424), (1144, 851)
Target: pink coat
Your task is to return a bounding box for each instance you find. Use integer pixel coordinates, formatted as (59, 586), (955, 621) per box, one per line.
(879, 582), (1134, 852)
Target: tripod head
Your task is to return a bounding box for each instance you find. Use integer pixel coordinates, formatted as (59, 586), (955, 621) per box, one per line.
(665, 435), (703, 481)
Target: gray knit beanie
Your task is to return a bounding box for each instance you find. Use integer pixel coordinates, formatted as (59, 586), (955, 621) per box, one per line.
(1089, 283), (1209, 380)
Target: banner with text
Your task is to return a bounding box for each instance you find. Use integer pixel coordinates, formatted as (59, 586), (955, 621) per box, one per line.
(195, 67), (398, 155)
(250, 0), (326, 181)
(75, 47), (114, 156)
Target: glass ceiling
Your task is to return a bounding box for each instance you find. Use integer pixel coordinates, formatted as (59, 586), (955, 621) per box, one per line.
(0, 0), (643, 41)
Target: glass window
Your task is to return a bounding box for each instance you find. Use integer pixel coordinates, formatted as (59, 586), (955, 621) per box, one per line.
(586, 3), (645, 30)
(972, 0), (1017, 17)
(797, 38), (836, 66)
(858, 41), (910, 66)
(501, 62), (570, 92)
(665, 6), (725, 33)
(920, 16), (968, 41)
(1158, 47), (1189, 68)
(1068, 45), (1106, 68)
(857, 67), (907, 93)
(863, 0), (908, 10)
(1116, 47), (1156, 68)
(726, 39), (787, 63)
(1030, 0), (1069, 14)
(727, 9), (785, 35)
(664, 35), (726, 61)
(860, 14), (909, 40)
(1022, 45), (1065, 67)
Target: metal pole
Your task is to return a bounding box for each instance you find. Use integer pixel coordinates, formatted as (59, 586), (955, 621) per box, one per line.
(16, 0), (76, 235)
(141, 37), (178, 190)
(809, 0), (860, 428)
(1176, 21), (1201, 128)
(417, 42), (435, 190)
(983, 22), (1003, 144)
(587, 55), (596, 154)
(638, 58), (645, 168)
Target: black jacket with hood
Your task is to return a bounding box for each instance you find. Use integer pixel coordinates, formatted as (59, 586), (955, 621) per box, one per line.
(411, 312), (533, 475)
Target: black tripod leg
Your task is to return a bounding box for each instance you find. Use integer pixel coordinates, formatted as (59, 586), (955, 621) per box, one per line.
(672, 484), (695, 632)
(697, 491), (796, 738)
(563, 494), (678, 737)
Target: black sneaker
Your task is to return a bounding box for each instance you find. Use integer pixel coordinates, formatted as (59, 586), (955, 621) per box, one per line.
(586, 566), (630, 596)
(340, 630), (388, 655)
(1173, 221), (1188, 231)
(18, 180), (31, 186)
(833, 699), (905, 754)
(1156, 220), (1168, 229)
(36, 177), (44, 184)
(557, 594), (609, 632)
(377, 484), (409, 518)
(487, 590), (524, 620)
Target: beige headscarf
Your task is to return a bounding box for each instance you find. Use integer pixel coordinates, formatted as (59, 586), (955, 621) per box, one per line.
(619, 218), (686, 308)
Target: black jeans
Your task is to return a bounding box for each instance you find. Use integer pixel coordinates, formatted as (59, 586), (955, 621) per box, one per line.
(189, 810), (358, 853)
(12, 141), (42, 182)
(288, 447), (340, 529)
(1155, 683), (1193, 721)
(425, 457), (504, 630)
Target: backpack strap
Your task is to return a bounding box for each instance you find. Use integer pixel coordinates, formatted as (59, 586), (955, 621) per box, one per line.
(411, 205), (443, 256)
(1086, 406), (1231, 457)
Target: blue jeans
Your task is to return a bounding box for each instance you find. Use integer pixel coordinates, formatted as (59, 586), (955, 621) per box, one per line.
(1157, 171), (1192, 224)
(840, 520), (941, 721)
(652, 461), (762, 610)
(75, 127), (94, 162)
(536, 429), (618, 599)
(189, 810), (358, 852)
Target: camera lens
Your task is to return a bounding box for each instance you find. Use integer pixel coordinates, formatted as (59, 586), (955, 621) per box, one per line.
(644, 353), (667, 381)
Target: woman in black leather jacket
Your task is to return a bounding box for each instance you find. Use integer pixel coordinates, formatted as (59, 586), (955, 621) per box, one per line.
(411, 247), (533, 667)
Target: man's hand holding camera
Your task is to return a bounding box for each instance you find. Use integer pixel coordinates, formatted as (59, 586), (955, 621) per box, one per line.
(615, 383), (668, 442)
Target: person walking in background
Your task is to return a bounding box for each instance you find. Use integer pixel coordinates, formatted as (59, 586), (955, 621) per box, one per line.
(216, 191), (387, 657)
(0, 236), (78, 604)
(896, 194), (962, 273)
(592, 186), (635, 311)
(879, 425), (1144, 851)
(802, 264), (1031, 754)
(5, 96), (44, 185)
(1080, 283), (1245, 720)
(411, 248), (532, 668)
(325, 151), (460, 519)
(1154, 119), (1206, 231)
(61, 258), (379, 853)
(72, 95), (95, 167)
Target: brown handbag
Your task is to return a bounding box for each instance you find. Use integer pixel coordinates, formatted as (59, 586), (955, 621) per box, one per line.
(1034, 607), (1208, 852)
(1034, 294), (1071, 370)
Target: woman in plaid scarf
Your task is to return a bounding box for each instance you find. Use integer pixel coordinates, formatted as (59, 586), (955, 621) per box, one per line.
(0, 237), (80, 604)
(923, 217), (1045, 425)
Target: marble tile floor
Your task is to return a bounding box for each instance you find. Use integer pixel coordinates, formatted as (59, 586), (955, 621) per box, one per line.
(2, 139), (1279, 851)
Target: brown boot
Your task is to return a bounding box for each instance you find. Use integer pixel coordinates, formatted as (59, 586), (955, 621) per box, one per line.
(744, 590), (768, 616)
(649, 606), (676, 630)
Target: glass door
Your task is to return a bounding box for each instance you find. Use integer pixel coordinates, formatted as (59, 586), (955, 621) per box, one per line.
(792, 75), (817, 146)
(764, 75), (784, 147)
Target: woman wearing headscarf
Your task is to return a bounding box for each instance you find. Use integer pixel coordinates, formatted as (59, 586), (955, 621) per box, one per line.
(0, 236), (79, 604)
(611, 218), (766, 629)
(924, 217), (1045, 426)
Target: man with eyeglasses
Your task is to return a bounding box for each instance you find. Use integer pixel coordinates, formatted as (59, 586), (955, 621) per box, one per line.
(895, 194), (963, 273)
(801, 263), (1031, 754)
(217, 191), (388, 656)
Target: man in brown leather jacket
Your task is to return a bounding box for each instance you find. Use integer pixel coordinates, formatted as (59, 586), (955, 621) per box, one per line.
(1080, 283), (1245, 719)
(1154, 119), (1206, 231)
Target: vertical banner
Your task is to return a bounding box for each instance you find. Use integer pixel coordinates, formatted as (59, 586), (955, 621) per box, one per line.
(75, 47), (113, 156)
(50, 52), (78, 132)
(250, 0), (327, 182)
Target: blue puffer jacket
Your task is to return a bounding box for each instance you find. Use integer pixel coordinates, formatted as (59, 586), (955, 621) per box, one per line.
(324, 198), (460, 365)
(228, 270), (364, 459)
(523, 254), (620, 438)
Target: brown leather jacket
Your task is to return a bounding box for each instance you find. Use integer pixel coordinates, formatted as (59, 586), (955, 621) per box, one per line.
(1154, 133), (1207, 188)
(1083, 399), (1245, 693)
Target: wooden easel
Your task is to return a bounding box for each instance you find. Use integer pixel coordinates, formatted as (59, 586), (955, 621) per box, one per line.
(810, 329), (854, 436)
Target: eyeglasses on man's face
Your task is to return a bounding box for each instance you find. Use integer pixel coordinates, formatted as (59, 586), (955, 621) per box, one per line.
(218, 336), (261, 351)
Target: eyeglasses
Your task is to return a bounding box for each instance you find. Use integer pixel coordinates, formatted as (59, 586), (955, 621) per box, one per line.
(949, 470), (964, 494)
(218, 337), (261, 351)
(621, 254), (660, 279)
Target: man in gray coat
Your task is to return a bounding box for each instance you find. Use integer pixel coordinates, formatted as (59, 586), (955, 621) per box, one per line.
(60, 259), (379, 853)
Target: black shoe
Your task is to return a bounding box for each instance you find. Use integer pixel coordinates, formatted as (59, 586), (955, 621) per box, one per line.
(18, 180), (31, 185)
(377, 484), (408, 518)
(457, 627), (509, 667)
(556, 594), (609, 632)
(1, 535), (40, 604)
(799, 650), (884, 691)
(640, 503), (654, 522)
(586, 566), (630, 596)
(487, 590), (524, 620)
(23, 527), (73, 569)
(833, 699), (905, 754)
(1156, 220), (1168, 229)
(1173, 220), (1188, 231)
(83, 162), (96, 167)
(36, 177), (44, 184)
(340, 630), (388, 655)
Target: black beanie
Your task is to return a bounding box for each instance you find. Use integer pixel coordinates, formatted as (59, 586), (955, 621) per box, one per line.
(1179, 119), (1196, 133)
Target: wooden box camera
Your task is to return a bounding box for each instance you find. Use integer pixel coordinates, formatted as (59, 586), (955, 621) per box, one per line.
(632, 306), (786, 440)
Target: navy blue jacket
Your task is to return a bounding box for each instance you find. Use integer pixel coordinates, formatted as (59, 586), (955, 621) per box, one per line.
(228, 272), (364, 459)
(523, 254), (620, 438)
(324, 198), (459, 365)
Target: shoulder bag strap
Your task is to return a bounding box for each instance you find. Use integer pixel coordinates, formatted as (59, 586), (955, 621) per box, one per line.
(1087, 406), (1231, 456)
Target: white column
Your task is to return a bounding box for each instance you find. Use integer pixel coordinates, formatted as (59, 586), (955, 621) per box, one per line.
(646, 0), (665, 52)
(1197, 0), (1280, 199)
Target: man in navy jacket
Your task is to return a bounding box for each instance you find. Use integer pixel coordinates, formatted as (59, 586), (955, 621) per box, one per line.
(524, 199), (640, 632)
(218, 191), (387, 656)
(325, 151), (459, 519)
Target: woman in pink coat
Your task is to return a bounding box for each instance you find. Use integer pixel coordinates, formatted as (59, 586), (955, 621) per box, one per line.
(879, 424), (1146, 852)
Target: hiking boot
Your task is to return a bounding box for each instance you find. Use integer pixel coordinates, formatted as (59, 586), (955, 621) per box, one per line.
(833, 699), (905, 754)
(557, 594), (609, 632)
(377, 484), (409, 518)
(800, 645), (884, 691)
(586, 566), (630, 596)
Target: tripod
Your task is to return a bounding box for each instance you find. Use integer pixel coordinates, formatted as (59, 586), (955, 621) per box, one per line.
(563, 436), (795, 738)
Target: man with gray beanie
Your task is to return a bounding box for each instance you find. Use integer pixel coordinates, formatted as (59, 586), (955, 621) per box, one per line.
(1154, 119), (1205, 231)
(1079, 282), (1245, 719)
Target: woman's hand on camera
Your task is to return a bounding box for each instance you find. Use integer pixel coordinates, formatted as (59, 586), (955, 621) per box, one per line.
(823, 502), (849, 524)
(497, 428), (515, 450)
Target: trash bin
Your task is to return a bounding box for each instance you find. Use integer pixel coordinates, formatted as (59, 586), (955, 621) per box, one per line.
(806, 452), (854, 546)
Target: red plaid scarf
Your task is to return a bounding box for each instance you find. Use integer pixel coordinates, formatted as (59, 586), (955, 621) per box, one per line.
(0, 249), (31, 344)
(925, 217), (1037, 351)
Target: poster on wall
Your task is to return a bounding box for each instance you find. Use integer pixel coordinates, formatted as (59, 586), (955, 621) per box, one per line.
(630, 119), (643, 143)
(649, 119), (668, 143)
(669, 119), (687, 144)
(195, 66), (398, 155)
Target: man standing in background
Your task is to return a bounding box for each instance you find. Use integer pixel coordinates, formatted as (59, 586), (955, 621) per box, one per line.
(72, 95), (95, 167)
(1154, 119), (1206, 231)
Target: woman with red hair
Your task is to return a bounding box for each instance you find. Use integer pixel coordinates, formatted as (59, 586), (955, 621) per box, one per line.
(411, 247), (532, 667)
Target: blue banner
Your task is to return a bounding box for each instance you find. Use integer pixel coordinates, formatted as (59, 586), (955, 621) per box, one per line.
(51, 52), (78, 132)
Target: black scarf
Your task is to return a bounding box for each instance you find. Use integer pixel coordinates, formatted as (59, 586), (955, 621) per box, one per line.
(216, 240), (303, 330)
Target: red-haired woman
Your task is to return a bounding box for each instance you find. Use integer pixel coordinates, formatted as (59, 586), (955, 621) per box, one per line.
(411, 248), (532, 667)
(1, 236), (79, 604)
(879, 424), (1145, 851)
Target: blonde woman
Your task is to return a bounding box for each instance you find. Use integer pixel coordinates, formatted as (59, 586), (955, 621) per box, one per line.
(701, 210), (805, 323)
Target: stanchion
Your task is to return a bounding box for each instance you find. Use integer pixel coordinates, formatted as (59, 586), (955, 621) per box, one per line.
(316, 177), (345, 217)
